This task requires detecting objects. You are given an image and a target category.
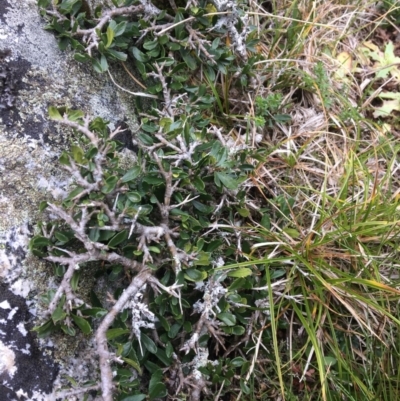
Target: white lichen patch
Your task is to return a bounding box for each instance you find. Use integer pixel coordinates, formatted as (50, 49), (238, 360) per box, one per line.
(0, 340), (17, 377)
(0, 223), (32, 293)
(0, 300), (11, 309)
(10, 278), (32, 298)
(7, 307), (18, 320)
(17, 322), (28, 337)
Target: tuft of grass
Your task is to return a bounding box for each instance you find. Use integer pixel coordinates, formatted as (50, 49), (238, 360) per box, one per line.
(228, 0), (400, 400)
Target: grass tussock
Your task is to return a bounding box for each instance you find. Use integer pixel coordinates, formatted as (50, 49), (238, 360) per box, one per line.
(231, 0), (400, 399)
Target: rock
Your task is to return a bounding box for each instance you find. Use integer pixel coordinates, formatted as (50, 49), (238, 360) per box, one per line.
(0, 283), (59, 400)
(0, 0), (139, 399)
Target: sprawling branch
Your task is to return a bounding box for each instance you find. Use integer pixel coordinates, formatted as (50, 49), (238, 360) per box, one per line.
(96, 269), (152, 401)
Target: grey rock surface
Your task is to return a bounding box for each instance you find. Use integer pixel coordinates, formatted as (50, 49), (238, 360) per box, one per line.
(0, 0), (139, 399)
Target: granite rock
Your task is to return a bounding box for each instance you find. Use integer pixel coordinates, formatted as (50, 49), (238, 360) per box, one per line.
(0, 0), (139, 399)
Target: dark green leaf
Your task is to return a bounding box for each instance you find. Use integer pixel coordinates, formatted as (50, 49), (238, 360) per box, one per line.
(74, 52), (91, 63)
(106, 49), (127, 61)
(106, 328), (130, 340)
(32, 319), (57, 338)
(101, 176), (119, 194)
(127, 192), (141, 203)
(215, 172), (238, 190)
(130, 46), (149, 62)
(184, 268), (207, 282)
(217, 312), (236, 326)
(122, 356), (142, 374)
(71, 270), (81, 292)
(108, 230), (128, 248)
(92, 55), (109, 73)
(230, 357), (246, 367)
(192, 176), (205, 192)
(113, 21), (127, 36)
(121, 166), (141, 183)
(168, 323), (182, 339)
(64, 186), (84, 202)
(261, 214), (271, 229)
(142, 175), (164, 185)
(81, 307), (107, 318)
(71, 313), (92, 334)
(138, 132), (154, 145)
(141, 332), (157, 354)
(30, 236), (51, 250)
(61, 324), (76, 336)
(149, 370), (167, 400)
(121, 395), (146, 401)
(180, 49), (197, 70)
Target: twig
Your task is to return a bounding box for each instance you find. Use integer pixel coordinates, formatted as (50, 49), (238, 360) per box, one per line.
(96, 269), (152, 401)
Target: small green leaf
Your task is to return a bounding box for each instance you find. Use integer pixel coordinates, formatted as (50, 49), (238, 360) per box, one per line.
(101, 176), (118, 194)
(81, 307), (107, 318)
(232, 325), (245, 335)
(106, 49), (127, 61)
(230, 357), (246, 367)
(71, 314), (92, 334)
(127, 192), (141, 203)
(240, 379), (251, 394)
(108, 230), (128, 248)
(227, 268), (252, 278)
(237, 208), (250, 217)
(215, 172), (239, 190)
(106, 328), (130, 340)
(138, 132), (154, 145)
(51, 295), (66, 324)
(323, 356), (337, 366)
(121, 166), (141, 183)
(168, 323), (182, 339)
(59, 151), (71, 166)
(192, 200), (213, 214)
(217, 312), (236, 326)
(48, 106), (62, 120)
(149, 370), (167, 400)
(122, 356), (142, 374)
(130, 46), (149, 62)
(113, 21), (127, 36)
(260, 214), (270, 229)
(106, 26), (115, 48)
(121, 395), (146, 401)
(180, 49), (197, 70)
(61, 325), (76, 336)
(64, 186), (84, 202)
(184, 268), (208, 282)
(192, 176), (205, 192)
(92, 55), (109, 73)
(29, 236), (51, 250)
(71, 145), (85, 163)
(71, 270), (81, 292)
(67, 109), (84, 122)
(142, 175), (164, 185)
(74, 52), (91, 63)
(141, 332), (157, 354)
(32, 319), (57, 338)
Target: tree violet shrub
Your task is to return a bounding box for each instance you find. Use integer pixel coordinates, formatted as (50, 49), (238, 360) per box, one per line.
(31, 1), (274, 400)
